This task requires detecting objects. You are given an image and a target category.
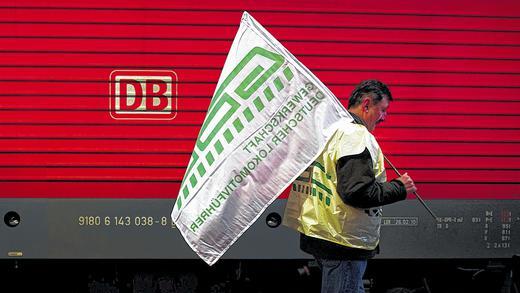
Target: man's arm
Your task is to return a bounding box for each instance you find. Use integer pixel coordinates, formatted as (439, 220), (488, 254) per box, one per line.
(336, 148), (407, 208)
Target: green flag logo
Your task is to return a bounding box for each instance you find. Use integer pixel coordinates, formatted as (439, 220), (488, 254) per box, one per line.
(176, 47), (294, 210)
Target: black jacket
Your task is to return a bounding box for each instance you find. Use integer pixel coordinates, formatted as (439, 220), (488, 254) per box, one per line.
(300, 112), (406, 260)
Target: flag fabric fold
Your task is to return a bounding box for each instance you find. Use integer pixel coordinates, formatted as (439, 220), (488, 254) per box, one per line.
(171, 11), (352, 265)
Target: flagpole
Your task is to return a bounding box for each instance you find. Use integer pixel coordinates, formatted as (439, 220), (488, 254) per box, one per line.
(383, 155), (439, 221)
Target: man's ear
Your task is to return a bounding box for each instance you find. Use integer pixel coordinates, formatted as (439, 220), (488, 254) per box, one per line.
(361, 97), (371, 112)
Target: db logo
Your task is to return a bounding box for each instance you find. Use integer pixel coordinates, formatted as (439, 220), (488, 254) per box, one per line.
(109, 70), (177, 120)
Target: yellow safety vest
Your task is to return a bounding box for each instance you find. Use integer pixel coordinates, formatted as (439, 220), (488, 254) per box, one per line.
(283, 123), (387, 250)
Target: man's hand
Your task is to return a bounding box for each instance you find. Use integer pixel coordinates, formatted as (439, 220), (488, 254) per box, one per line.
(397, 172), (417, 194)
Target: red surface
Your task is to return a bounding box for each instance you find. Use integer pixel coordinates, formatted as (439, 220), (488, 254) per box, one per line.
(0, 0), (519, 199)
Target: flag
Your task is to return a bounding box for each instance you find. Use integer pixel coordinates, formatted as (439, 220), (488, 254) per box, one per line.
(171, 11), (352, 265)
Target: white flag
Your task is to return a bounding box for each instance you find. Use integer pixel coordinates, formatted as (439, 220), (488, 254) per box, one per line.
(171, 11), (352, 265)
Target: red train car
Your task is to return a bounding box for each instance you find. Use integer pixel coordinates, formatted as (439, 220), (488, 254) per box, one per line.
(1, 0), (519, 265)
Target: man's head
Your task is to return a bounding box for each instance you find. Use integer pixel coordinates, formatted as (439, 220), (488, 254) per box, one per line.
(347, 79), (393, 132)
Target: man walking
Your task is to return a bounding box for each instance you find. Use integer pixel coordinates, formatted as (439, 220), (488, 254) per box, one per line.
(284, 80), (417, 293)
